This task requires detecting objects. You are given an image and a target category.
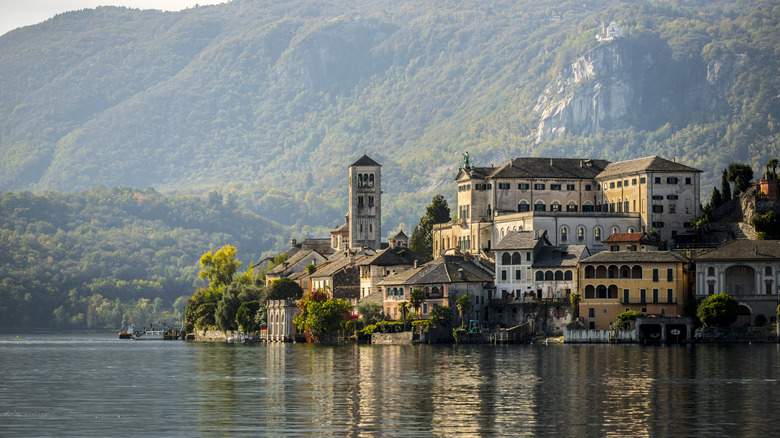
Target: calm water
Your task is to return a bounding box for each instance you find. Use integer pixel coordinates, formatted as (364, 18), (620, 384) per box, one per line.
(1, 334), (778, 437)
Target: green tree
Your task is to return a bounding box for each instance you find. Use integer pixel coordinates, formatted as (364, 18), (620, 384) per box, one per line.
(766, 158), (779, 179)
(184, 288), (220, 331)
(429, 305), (452, 327)
(199, 245), (242, 292)
(409, 225), (427, 257)
(293, 290), (354, 343)
(408, 288), (425, 315)
(727, 163), (754, 197)
(267, 277), (304, 300)
(215, 284), (242, 332)
(697, 293), (738, 327)
(236, 300), (260, 332)
(357, 301), (383, 327)
(710, 187), (723, 211)
(570, 292), (582, 320)
(612, 310), (643, 329)
(456, 294), (471, 326)
(411, 195), (451, 258)
(397, 301), (409, 322)
(721, 169), (732, 203)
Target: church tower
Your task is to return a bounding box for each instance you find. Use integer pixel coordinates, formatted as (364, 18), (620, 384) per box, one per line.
(348, 155), (381, 250)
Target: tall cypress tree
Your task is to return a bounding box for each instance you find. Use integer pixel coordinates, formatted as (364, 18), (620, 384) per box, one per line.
(721, 169), (732, 203)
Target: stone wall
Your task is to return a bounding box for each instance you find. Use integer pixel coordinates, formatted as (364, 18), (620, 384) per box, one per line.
(564, 327), (638, 343)
(488, 302), (572, 336)
(194, 329), (242, 342)
(695, 326), (778, 343)
(371, 331), (414, 344)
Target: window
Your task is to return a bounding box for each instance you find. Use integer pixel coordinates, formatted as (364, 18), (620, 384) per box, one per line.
(534, 202), (546, 212)
(611, 227), (619, 235)
(669, 204), (676, 214)
(766, 266), (773, 276)
(501, 270), (507, 281)
(519, 183), (530, 190)
(667, 268), (673, 281)
(652, 289), (659, 304)
(545, 271), (554, 281)
(423, 303), (428, 314)
(594, 227), (602, 241)
(685, 177), (692, 184)
(588, 308), (595, 318)
(604, 183), (609, 190)
(632, 178), (637, 185)
(501, 253), (511, 265)
(624, 201), (629, 212)
(610, 182), (616, 189)
(534, 183), (545, 190)
(585, 184), (592, 191)
(610, 245), (620, 251)
(555, 270), (564, 280)
(652, 195), (664, 200)
(578, 227), (585, 241)
(653, 205), (664, 213)
(582, 204), (594, 212)
(667, 177), (678, 184)
(536, 271), (544, 281)
(654, 177), (661, 183)
(560, 226), (568, 242)
(652, 222), (665, 228)
(566, 203), (578, 212)
(518, 202), (530, 212)
(358, 196), (364, 207)
(551, 184), (561, 190)
(617, 181), (622, 188)
(550, 203), (562, 212)
(498, 183), (510, 190)
(707, 266), (715, 276)
(652, 269), (659, 282)
(512, 252), (521, 265)
(567, 184), (575, 191)
(515, 269), (522, 280)
(667, 195), (678, 200)
(667, 289), (673, 303)
(640, 177), (646, 184)
(526, 252), (531, 261)
(640, 289), (646, 304)
(565, 271), (572, 280)
(623, 289), (630, 303)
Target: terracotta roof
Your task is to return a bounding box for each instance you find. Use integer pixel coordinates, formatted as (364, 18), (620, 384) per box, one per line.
(694, 240), (780, 261)
(601, 232), (658, 245)
(597, 156), (700, 179)
(581, 250), (690, 264)
(533, 245), (589, 268)
(351, 154), (381, 167)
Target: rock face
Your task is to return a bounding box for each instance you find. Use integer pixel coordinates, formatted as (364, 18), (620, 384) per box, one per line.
(535, 37), (744, 143)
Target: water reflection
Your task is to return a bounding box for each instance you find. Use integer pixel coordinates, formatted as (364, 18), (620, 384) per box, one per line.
(1, 335), (779, 437)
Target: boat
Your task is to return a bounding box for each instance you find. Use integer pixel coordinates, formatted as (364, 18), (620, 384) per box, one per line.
(134, 327), (164, 340)
(118, 324), (134, 339)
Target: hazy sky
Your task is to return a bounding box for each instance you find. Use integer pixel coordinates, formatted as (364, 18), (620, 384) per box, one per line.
(0, 1), (224, 36)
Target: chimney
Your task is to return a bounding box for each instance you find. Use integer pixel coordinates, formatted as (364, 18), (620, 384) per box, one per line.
(550, 158), (553, 166)
(291, 238), (297, 246)
(458, 268), (466, 281)
(414, 260), (418, 268)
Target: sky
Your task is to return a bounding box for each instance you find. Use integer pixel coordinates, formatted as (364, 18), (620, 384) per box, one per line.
(0, 1), (224, 36)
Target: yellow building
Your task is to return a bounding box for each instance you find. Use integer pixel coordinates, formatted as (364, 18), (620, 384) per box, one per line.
(577, 251), (694, 329)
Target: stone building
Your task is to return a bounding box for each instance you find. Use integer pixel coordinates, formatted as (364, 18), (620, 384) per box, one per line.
(348, 155), (382, 250)
(267, 299), (302, 342)
(694, 240), (780, 325)
(433, 156), (701, 256)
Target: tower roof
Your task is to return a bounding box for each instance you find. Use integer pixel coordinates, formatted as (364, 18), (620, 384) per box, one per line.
(351, 154), (381, 167)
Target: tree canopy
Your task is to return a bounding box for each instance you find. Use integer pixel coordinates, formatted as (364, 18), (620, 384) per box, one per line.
(697, 293), (738, 327)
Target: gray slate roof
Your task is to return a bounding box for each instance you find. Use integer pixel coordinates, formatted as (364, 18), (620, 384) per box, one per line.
(581, 250), (690, 264)
(359, 246), (427, 267)
(694, 240), (780, 261)
(266, 249), (325, 275)
(380, 255), (493, 286)
(351, 154), (381, 167)
(597, 156), (700, 179)
(494, 231), (547, 250)
(533, 245), (589, 268)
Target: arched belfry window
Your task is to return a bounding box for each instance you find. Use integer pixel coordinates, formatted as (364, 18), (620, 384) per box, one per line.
(357, 174), (363, 187)
(369, 174), (374, 187)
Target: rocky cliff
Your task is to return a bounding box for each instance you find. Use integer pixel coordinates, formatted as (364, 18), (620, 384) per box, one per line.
(535, 36), (744, 143)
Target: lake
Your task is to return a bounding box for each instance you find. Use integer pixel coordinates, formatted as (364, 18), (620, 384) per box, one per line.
(1, 334), (778, 437)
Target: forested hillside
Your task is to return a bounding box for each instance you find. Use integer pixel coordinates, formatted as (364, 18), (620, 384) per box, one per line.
(0, 187), (286, 328)
(1, 0), (778, 233)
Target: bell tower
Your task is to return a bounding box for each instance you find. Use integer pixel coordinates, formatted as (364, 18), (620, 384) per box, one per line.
(348, 155), (381, 250)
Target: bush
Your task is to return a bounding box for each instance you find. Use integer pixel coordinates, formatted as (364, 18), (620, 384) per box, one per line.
(697, 293), (738, 327)
(754, 314), (767, 326)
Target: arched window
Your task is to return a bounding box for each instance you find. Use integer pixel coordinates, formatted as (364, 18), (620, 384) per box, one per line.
(585, 285), (595, 299)
(502, 253), (511, 265)
(578, 226), (585, 241)
(555, 270), (564, 280)
(560, 226), (568, 243)
(594, 227), (602, 242)
(596, 265), (607, 278)
(766, 266), (773, 276)
(628, 227), (635, 233)
(707, 266), (715, 276)
(511, 252), (521, 265)
(369, 174), (374, 187)
(432, 286), (440, 295)
(534, 201), (546, 212)
(620, 265), (631, 278)
(585, 266), (595, 278)
(608, 265), (618, 279)
(551, 202), (562, 212)
(564, 271), (573, 281)
(597, 285), (607, 298)
(357, 174), (363, 187)
(399, 287), (405, 296)
(632, 265), (642, 279)
(611, 227), (619, 236)
(608, 285), (618, 298)
(535, 271), (544, 281)
(545, 271), (554, 281)
(518, 200), (530, 212)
